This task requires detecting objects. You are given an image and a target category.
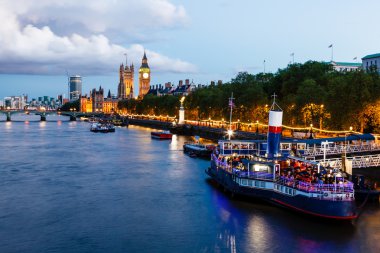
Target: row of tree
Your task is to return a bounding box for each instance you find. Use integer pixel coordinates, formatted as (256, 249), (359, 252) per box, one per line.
(117, 61), (380, 133)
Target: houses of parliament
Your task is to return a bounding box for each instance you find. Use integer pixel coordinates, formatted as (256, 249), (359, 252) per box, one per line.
(79, 52), (150, 113)
(117, 52), (150, 99)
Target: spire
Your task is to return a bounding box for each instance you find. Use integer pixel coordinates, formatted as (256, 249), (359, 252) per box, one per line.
(143, 50), (147, 60)
(124, 53), (128, 65)
(107, 89), (111, 98)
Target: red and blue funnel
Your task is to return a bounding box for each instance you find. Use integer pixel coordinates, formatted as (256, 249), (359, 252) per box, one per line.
(266, 102), (283, 158)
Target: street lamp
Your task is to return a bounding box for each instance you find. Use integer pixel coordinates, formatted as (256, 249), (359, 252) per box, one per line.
(320, 104), (324, 129)
(256, 120), (259, 134)
(309, 124), (313, 139)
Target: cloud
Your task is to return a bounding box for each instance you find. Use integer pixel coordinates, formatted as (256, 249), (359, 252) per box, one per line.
(0, 0), (197, 75)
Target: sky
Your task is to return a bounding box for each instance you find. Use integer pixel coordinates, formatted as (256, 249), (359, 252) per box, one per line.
(0, 0), (379, 99)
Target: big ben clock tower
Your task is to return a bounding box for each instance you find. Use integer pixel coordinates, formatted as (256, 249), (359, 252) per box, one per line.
(138, 51), (150, 98)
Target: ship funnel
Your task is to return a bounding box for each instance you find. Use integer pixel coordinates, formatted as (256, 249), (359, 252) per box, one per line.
(266, 97), (283, 158)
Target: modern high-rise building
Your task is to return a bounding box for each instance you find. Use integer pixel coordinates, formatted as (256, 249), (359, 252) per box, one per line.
(138, 51), (150, 98)
(117, 59), (134, 99)
(70, 75), (82, 100)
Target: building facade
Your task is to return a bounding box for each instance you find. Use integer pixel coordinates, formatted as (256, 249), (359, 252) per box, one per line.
(80, 96), (93, 113)
(362, 53), (380, 73)
(117, 62), (134, 99)
(103, 99), (119, 114)
(69, 75), (82, 100)
(138, 52), (151, 98)
(91, 86), (104, 112)
(329, 61), (361, 72)
(2, 96), (27, 109)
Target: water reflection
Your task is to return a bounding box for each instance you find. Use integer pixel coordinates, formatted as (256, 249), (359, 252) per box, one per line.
(39, 121), (46, 128)
(0, 122), (378, 253)
(5, 121), (12, 128)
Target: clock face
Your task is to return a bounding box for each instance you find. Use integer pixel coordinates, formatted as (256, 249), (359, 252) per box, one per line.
(143, 72), (149, 79)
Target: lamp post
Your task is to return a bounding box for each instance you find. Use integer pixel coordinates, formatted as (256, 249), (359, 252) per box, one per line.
(309, 124), (313, 139)
(319, 104), (324, 130)
(256, 120), (259, 134)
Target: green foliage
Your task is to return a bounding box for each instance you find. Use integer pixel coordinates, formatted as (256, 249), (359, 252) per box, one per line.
(60, 100), (79, 111)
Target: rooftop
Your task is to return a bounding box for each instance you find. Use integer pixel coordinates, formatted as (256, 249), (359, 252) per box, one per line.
(329, 61), (362, 67)
(362, 53), (380, 60)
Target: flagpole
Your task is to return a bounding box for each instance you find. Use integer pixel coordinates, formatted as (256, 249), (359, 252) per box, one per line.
(228, 93), (234, 140)
(331, 45), (334, 62)
(263, 60), (266, 74)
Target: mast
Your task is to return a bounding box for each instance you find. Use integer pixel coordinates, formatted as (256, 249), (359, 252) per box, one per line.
(228, 93), (234, 140)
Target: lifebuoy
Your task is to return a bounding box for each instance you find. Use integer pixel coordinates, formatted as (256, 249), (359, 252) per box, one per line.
(323, 192), (328, 197)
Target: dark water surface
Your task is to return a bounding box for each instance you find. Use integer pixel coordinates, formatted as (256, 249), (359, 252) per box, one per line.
(0, 116), (379, 253)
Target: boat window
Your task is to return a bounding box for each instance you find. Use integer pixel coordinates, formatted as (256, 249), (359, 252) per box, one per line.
(297, 143), (306, 150)
(224, 142), (231, 149)
(281, 143), (290, 150)
(241, 143), (248, 149)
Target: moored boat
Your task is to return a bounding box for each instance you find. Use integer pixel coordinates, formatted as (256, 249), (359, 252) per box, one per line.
(206, 151), (357, 220)
(90, 123), (115, 133)
(151, 130), (172, 139)
(205, 95), (357, 220)
(183, 142), (215, 158)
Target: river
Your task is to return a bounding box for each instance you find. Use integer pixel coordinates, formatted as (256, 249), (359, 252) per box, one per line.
(0, 115), (379, 253)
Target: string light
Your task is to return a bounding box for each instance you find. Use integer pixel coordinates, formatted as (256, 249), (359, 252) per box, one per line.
(125, 113), (363, 134)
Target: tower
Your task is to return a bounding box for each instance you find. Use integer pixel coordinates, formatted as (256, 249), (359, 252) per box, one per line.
(266, 94), (283, 158)
(138, 51), (150, 98)
(117, 55), (134, 99)
(69, 75), (82, 100)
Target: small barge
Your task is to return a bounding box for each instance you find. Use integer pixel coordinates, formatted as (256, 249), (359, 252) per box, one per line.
(90, 123), (115, 133)
(151, 130), (172, 139)
(183, 142), (215, 158)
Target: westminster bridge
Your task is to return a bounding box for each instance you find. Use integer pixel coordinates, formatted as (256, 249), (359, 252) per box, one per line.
(0, 109), (104, 122)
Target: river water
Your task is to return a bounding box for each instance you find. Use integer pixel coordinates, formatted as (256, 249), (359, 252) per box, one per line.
(0, 115), (379, 253)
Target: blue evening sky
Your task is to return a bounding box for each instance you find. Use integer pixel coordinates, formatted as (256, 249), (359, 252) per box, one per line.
(0, 0), (379, 99)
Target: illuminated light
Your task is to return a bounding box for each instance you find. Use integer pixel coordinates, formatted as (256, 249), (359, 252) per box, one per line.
(349, 126), (353, 131)
(227, 129), (233, 137)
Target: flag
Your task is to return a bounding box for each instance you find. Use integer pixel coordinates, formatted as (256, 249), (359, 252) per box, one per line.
(353, 57), (357, 60)
(328, 44), (333, 48)
(290, 53), (294, 56)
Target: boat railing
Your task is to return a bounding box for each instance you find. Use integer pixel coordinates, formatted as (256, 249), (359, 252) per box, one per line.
(303, 143), (380, 156)
(233, 170), (274, 180)
(275, 176), (354, 194)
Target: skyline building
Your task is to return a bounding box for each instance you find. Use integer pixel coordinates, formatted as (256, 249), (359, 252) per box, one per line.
(69, 75), (82, 100)
(138, 52), (151, 98)
(117, 57), (134, 99)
